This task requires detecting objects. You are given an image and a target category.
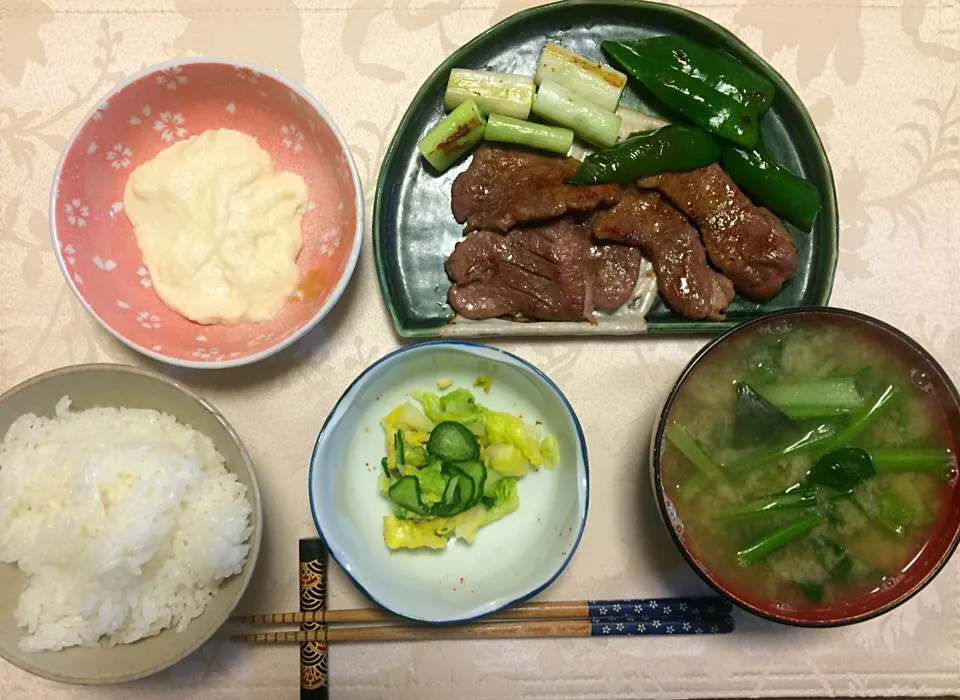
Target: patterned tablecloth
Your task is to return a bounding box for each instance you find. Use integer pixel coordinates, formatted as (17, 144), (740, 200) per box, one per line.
(2, 0), (959, 697)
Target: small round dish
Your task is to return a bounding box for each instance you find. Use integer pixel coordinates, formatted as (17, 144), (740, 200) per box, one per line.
(309, 340), (589, 623)
(0, 364), (262, 684)
(650, 307), (960, 627)
(51, 58), (363, 369)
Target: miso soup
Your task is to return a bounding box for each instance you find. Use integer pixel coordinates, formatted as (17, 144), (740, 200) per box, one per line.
(659, 313), (959, 616)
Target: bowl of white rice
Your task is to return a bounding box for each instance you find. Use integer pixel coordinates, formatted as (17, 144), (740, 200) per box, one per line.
(0, 364), (262, 684)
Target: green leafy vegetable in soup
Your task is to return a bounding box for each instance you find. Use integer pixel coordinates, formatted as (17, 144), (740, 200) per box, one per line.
(378, 387), (559, 550)
(662, 318), (957, 608)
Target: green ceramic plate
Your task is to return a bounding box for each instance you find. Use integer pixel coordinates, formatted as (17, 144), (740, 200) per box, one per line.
(373, 0), (838, 339)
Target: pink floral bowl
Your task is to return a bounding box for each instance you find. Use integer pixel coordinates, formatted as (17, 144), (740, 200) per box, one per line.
(50, 58), (363, 369)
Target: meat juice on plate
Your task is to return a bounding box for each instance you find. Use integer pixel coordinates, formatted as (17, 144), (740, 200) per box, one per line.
(660, 317), (958, 611)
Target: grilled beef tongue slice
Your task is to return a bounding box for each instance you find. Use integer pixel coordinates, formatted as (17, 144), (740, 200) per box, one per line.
(592, 188), (734, 320)
(445, 219), (597, 322)
(588, 242), (643, 312)
(451, 144), (622, 234)
(638, 164), (797, 301)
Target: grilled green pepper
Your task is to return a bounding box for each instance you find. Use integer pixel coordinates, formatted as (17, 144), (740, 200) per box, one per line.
(602, 37), (775, 148)
(721, 144), (822, 231)
(567, 125), (720, 184)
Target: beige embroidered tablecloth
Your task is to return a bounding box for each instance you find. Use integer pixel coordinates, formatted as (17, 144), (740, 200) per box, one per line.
(2, 0), (959, 697)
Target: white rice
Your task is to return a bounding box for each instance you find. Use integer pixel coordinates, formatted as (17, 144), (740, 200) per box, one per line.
(0, 397), (252, 652)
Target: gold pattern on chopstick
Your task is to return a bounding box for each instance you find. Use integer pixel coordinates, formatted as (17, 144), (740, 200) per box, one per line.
(299, 554), (328, 691)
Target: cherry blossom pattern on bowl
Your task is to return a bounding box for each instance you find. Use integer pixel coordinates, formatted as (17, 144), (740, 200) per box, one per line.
(50, 59), (363, 369)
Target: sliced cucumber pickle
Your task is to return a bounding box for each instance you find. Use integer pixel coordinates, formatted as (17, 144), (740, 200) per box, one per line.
(427, 421), (480, 462)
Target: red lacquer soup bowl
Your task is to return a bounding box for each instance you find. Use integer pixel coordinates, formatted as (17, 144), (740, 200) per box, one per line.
(650, 307), (960, 627)
(50, 59), (363, 368)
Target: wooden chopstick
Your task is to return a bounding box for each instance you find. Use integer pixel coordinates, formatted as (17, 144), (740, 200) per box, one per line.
(233, 615), (735, 644)
(231, 596), (732, 626)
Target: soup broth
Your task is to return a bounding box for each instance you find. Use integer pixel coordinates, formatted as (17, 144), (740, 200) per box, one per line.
(661, 316), (958, 613)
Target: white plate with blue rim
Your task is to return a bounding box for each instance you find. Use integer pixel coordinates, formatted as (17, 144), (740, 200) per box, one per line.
(308, 340), (589, 622)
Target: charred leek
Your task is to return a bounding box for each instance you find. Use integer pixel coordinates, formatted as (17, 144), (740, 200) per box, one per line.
(417, 99), (486, 172)
(484, 114), (574, 154)
(534, 43), (627, 113)
(532, 80), (622, 148)
(443, 69), (535, 120)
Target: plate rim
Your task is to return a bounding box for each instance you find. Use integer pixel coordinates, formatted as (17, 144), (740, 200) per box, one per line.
(372, 0), (839, 339)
